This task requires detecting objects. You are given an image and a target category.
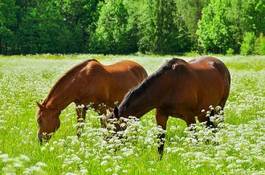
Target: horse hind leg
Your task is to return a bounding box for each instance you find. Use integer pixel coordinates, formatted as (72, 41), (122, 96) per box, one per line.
(75, 103), (88, 137)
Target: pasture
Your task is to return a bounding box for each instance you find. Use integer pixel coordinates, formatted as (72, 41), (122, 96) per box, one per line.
(0, 55), (265, 175)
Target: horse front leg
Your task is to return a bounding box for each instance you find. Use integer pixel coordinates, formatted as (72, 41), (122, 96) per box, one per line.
(155, 109), (168, 160)
(75, 103), (88, 137)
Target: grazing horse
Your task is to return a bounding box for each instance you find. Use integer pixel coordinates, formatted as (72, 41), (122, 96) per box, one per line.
(36, 59), (147, 143)
(105, 56), (231, 157)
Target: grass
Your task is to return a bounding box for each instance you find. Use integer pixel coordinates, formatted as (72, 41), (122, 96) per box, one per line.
(0, 54), (265, 175)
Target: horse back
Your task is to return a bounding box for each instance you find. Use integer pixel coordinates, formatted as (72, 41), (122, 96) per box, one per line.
(189, 57), (230, 83)
(103, 60), (147, 83)
(80, 59), (147, 87)
(78, 60), (147, 107)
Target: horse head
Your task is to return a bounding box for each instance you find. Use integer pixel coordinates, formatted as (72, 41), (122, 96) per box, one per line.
(36, 102), (61, 143)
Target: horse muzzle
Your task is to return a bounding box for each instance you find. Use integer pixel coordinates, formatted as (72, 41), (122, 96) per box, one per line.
(38, 132), (52, 144)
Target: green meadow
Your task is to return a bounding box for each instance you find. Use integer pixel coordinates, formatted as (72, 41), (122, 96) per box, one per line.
(0, 55), (265, 175)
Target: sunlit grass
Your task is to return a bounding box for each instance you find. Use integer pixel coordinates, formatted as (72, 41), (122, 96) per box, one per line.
(0, 55), (265, 174)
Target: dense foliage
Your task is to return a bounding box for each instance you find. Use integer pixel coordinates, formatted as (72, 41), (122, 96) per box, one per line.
(90, 0), (134, 54)
(197, 0), (265, 54)
(137, 0), (190, 53)
(0, 0), (264, 54)
(240, 32), (256, 55)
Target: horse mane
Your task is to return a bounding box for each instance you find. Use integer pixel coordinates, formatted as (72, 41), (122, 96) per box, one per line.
(43, 59), (98, 106)
(119, 58), (184, 108)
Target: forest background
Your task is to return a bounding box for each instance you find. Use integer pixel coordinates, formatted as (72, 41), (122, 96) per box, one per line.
(0, 0), (264, 55)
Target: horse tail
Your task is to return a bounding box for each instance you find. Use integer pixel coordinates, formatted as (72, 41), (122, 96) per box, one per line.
(215, 60), (231, 87)
(213, 59), (231, 108)
(130, 64), (148, 82)
(141, 68), (148, 81)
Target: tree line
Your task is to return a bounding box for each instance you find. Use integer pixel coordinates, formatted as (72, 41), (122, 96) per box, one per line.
(0, 0), (264, 55)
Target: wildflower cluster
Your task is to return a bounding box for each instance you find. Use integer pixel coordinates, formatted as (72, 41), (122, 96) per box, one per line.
(1, 56), (265, 174)
(0, 152), (46, 174)
(40, 114), (164, 175)
(167, 117), (265, 175)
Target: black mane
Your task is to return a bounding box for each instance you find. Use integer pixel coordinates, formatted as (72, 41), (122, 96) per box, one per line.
(119, 58), (184, 110)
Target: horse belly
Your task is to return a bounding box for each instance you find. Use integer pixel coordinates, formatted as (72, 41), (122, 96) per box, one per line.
(108, 81), (137, 104)
(108, 72), (142, 103)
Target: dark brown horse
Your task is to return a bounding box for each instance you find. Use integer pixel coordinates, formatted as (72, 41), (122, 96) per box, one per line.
(36, 59), (147, 143)
(106, 56), (231, 157)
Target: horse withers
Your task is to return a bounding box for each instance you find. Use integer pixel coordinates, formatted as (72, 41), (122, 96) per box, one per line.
(36, 59), (147, 143)
(105, 56), (231, 157)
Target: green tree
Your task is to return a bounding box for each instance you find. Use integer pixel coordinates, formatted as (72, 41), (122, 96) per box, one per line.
(138, 0), (190, 53)
(240, 32), (256, 55)
(197, 0), (265, 54)
(0, 0), (17, 54)
(242, 0), (265, 34)
(197, 0), (238, 53)
(123, 0), (143, 53)
(59, 0), (102, 52)
(176, 0), (209, 49)
(16, 0), (69, 53)
(91, 0), (134, 54)
(254, 33), (265, 55)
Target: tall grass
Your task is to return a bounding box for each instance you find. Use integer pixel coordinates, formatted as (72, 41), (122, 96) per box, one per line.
(0, 55), (265, 174)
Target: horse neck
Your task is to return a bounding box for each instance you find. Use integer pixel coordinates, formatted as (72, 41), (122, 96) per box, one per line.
(43, 81), (76, 111)
(118, 85), (159, 119)
(42, 60), (97, 111)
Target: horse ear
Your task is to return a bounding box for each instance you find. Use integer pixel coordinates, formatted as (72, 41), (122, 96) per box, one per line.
(172, 63), (187, 72)
(36, 102), (44, 109)
(114, 107), (119, 118)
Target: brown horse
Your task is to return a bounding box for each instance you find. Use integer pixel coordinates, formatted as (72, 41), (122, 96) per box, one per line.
(36, 59), (147, 143)
(106, 56), (231, 157)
